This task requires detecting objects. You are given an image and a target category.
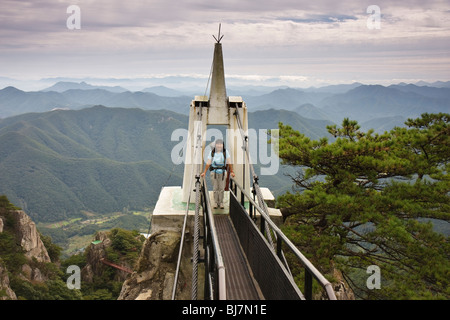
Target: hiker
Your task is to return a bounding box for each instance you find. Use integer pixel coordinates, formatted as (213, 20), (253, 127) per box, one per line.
(200, 139), (235, 209)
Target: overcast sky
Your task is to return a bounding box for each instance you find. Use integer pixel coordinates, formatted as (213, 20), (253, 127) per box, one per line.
(1, 0), (449, 90)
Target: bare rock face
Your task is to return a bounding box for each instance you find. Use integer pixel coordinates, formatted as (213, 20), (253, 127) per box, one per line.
(12, 210), (51, 263)
(81, 232), (109, 283)
(330, 266), (355, 300)
(81, 231), (132, 284)
(118, 230), (192, 300)
(0, 263), (17, 300)
(0, 209), (52, 264)
(0, 208), (52, 299)
(313, 265), (355, 300)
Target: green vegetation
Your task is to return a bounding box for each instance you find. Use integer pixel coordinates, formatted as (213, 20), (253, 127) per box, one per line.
(0, 231), (27, 272)
(38, 210), (150, 258)
(62, 228), (145, 300)
(3, 102), (448, 300)
(0, 196), (27, 272)
(0, 195), (144, 300)
(0, 195), (21, 210)
(0, 106), (328, 259)
(0, 106), (187, 223)
(0, 106), (330, 225)
(0, 196), (82, 300)
(277, 113), (449, 299)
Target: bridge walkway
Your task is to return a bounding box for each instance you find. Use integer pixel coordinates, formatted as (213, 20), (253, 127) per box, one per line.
(213, 213), (263, 300)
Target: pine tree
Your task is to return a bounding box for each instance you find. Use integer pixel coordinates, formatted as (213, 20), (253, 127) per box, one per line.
(277, 113), (449, 299)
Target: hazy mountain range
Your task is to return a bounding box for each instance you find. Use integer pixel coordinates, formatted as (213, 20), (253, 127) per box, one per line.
(0, 107), (186, 222)
(243, 83), (450, 129)
(0, 79), (448, 224)
(0, 86), (192, 118)
(0, 105), (331, 223)
(1, 80), (449, 133)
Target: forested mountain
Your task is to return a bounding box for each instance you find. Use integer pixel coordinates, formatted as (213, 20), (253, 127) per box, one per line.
(0, 80), (448, 300)
(1, 80), (447, 222)
(244, 87), (331, 112)
(0, 86), (192, 118)
(242, 84), (450, 131)
(2, 82), (449, 135)
(318, 84), (450, 123)
(0, 105), (331, 223)
(0, 106), (187, 222)
(41, 81), (128, 93)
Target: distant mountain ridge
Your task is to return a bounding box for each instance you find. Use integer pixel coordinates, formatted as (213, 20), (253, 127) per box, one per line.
(0, 105), (330, 223)
(0, 86), (192, 119)
(0, 106), (187, 222)
(242, 83), (449, 132)
(142, 85), (186, 97)
(244, 87), (331, 112)
(1, 80), (449, 134)
(318, 84), (450, 124)
(42, 81), (128, 93)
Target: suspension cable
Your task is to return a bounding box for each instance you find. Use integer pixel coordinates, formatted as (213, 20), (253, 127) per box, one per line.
(233, 109), (276, 250)
(191, 104), (204, 300)
(233, 109), (295, 277)
(172, 103), (204, 300)
(204, 59), (213, 99)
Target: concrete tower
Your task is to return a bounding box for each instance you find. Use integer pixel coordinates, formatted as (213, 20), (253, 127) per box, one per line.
(181, 32), (250, 203)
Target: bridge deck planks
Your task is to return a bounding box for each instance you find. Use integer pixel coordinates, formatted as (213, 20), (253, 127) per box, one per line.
(214, 214), (262, 300)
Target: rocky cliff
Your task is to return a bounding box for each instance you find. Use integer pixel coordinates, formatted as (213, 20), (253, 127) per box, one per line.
(118, 229), (192, 300)
(0, 263), (17, 300)
(0, 207), (52, 299)
(81, 231), (133, 284)
(12, 210), (51, 263)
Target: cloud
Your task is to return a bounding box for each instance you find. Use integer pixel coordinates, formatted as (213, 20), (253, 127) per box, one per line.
(0, 0), (449, 85)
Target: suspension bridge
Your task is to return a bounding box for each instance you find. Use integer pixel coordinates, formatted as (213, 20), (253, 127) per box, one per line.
(151, 27), (337, 301)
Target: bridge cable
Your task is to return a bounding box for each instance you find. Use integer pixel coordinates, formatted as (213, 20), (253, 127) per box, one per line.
(203, 59), (214, 98)
(233, 109), (276, 251)
(171, 103), (204, 300)
(191, 104), (204, 299)
(233, 109), (293, 278)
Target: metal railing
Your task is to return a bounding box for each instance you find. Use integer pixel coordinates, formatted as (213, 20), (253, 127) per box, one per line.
(229, 177), (337, 300)
(200, 179), (227, 300)
(172, 99), (335, 300)
(172, 103), (205, 300)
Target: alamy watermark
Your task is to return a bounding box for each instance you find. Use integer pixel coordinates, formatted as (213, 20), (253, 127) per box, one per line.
(366, 265), (381, 289)
(66, 5), (81, 30)
(367, 5), (381, 30)
(171, 125), (279, 176)
(66, 265), (81, 290)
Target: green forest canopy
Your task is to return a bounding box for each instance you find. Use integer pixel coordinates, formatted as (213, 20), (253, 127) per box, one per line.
(276, 113), (449, 299)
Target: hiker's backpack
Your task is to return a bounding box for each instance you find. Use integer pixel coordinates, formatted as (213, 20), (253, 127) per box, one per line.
(209, 146), (227, 171)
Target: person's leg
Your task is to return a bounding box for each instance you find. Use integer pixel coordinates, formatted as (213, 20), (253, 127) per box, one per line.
(211, 172), (219, 207)
(217, 173), (225, 207)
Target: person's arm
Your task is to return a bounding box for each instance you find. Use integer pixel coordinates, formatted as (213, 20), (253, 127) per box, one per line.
(200, 158), (212, 177)
(226, 150), (235, 177)
(227, 162), (235, 177)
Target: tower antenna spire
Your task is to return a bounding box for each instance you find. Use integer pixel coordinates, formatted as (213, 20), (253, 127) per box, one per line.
(212, 23), (224, 43)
